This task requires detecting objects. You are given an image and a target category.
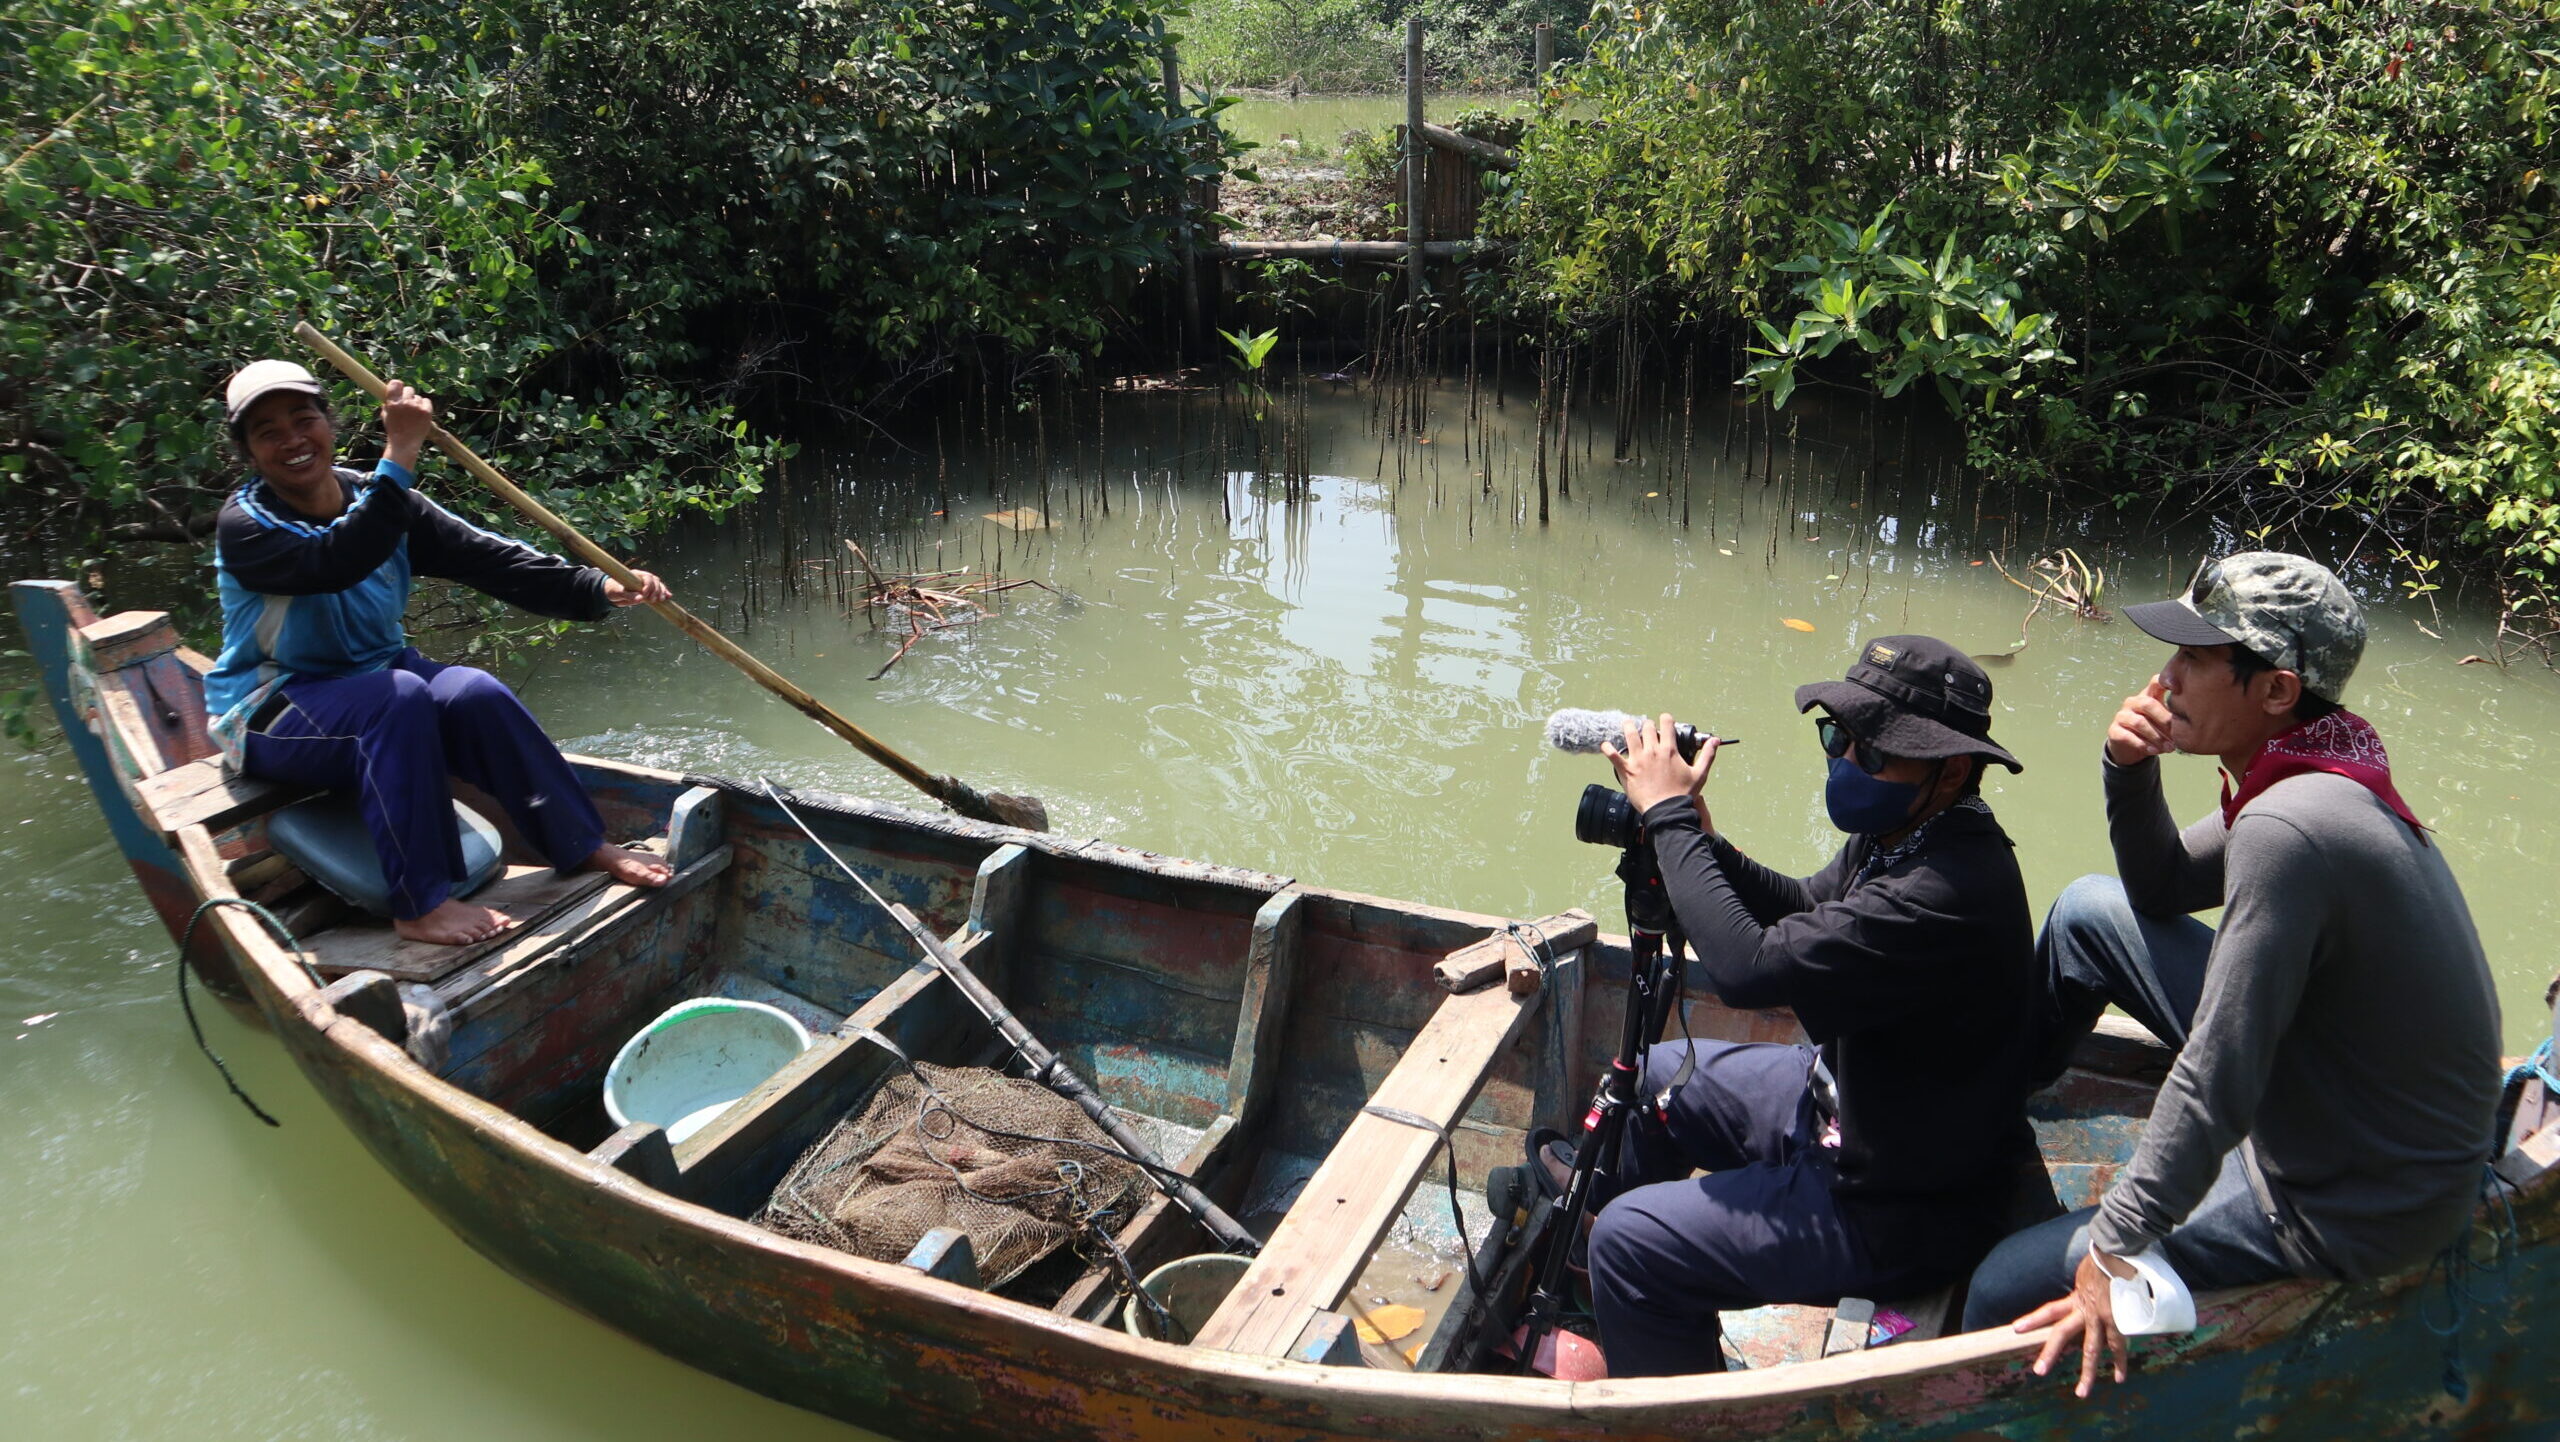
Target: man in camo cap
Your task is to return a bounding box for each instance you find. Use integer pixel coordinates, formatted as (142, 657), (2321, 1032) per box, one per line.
(1962, 551), (2503, 1397)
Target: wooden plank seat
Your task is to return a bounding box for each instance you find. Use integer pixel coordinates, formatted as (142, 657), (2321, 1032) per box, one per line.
(134, 756), (312, 838)
(1190, 916), (1591, 1357)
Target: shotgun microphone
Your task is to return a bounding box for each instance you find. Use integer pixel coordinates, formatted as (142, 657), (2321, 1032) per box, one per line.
(1543, 708), (1734, 760)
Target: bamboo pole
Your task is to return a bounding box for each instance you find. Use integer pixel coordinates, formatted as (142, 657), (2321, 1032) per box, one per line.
(1163, 44), (1201, 357)
(1418, 122), (1517, 171)
(1405, 17), (1426, 311)
(291, 321), (1049, 832)
(1218, 239), (1464, 261)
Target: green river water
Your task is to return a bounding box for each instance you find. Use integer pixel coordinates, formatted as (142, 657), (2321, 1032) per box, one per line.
(6, 367), (2557, 1438)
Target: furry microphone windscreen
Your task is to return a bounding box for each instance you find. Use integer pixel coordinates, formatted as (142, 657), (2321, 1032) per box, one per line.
(1544, 708), (1642, 754)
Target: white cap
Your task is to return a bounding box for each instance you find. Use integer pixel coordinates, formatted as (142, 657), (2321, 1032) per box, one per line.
(223, 359), (325, 425)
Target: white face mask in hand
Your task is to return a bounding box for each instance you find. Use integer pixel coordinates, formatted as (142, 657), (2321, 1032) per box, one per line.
(2098, 1242), (2197, 1335)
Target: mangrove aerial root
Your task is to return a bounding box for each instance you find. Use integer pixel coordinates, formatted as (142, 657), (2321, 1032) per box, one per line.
(1981, 548), (2112, 658)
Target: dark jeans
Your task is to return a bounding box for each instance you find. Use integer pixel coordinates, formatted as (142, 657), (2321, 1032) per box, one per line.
(1961, 1147), (2292, 1330)
(1966, 874), (2295, 1331)
(1586, 1040), (1947, 1378)
(241, 649), (603, 919)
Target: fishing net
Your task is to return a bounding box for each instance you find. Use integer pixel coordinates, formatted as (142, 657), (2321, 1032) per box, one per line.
(755, 1061), (1149, 1289)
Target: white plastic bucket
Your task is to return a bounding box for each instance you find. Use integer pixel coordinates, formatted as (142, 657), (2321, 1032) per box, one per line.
(1121, 1253), (1254, 1342)
(603, 998), (813, 1144)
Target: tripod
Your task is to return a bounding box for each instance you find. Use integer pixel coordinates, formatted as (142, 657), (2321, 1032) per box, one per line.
(1512, 840), (1691, 1371)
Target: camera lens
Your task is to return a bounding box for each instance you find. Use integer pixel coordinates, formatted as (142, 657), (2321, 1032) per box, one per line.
(1575, 782), (1642, 849)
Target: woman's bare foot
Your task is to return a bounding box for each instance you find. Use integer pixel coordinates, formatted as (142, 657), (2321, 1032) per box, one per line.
(586, 843), (673, 888)
(395, 897), (519, 946)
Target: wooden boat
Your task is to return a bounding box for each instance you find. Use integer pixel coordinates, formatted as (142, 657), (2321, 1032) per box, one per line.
(19, 575), (2560, 1440)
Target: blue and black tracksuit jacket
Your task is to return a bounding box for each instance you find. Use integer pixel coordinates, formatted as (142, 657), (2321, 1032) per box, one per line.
(206, 459), (611, 748)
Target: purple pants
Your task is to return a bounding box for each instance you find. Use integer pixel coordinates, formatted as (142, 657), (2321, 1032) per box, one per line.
(1586, 1040), (1951, 1378)
(241, 649), (603, 920)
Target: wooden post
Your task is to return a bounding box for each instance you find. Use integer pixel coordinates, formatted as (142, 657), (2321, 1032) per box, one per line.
(1164, 44), (1201, 357)
(1535, 22), (1554, 86)
(1405, 16), (1425, 311)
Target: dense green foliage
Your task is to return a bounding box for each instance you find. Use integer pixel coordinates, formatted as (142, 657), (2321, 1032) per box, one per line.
(2, 0), (769, 542)
(453, 0), (1229, 366)
(1499, 0), (2560, 594)
(3, 0), (1227, 545)
(1182, 0), (1583, 92)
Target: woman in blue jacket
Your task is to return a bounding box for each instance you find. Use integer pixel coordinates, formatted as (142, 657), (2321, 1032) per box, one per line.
(208, 359), (672, 945)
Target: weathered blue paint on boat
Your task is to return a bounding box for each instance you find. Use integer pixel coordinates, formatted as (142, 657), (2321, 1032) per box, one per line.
(21, 578), (2560, 1441)
(10, 582), (221, 971)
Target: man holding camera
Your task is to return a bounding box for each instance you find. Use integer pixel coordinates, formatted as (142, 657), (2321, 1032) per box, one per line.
(1582, 635), (2042, 1377)
(1963, 553), (2502, 1395)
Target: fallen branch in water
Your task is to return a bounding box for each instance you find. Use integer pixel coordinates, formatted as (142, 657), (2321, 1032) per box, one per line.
(845, 539), (1065, 679)
(1980, 548), (2111, 658)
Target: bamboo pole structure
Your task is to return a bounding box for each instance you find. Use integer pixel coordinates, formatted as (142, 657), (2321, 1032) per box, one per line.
(1405, 17), (1426, 310)
(1163, 44), (1201, 356)
(1418, 123), (1516, 170)
(292, 322), (1050, 832)
(1219, 240), (1465, 261)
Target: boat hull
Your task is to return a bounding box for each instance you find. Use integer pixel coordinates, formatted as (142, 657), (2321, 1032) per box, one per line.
(21, 579), (2560, 1440)
(274, 949), (2560, 1441)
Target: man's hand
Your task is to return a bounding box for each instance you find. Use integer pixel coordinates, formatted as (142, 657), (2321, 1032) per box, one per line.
(380, 379), (435, 474)
(2105, 677), (2176, 767)
(1607, 713), (1719, 818)
(604, 570), (670, 607)
(2013, 1249), (2134, 1397)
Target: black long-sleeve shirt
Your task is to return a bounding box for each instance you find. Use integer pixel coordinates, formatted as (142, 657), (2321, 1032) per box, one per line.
(1641, 796), (2040, 1240)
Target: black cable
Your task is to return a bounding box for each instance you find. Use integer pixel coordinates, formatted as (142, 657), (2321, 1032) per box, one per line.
(1360, 1104), (1490, 1317)
(172, 896), (316, 1129)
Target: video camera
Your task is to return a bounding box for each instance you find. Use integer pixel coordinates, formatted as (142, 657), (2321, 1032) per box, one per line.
(1543, 708), (1722, 848)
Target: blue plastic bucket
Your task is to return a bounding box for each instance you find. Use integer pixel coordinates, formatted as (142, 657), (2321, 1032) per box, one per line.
(602, 999), (813, 1144)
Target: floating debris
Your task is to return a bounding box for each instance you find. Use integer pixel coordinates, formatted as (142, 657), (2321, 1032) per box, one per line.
(844, 540), (1064, 680)
(1978, 548), (2110, 659)
(1352, 1303), (1425, 1344)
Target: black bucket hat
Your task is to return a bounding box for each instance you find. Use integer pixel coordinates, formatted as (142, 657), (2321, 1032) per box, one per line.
(1793, 634), (2022, 772)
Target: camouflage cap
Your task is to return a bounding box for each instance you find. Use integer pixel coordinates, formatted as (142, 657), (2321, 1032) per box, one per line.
(2122, 552), (2366, 701)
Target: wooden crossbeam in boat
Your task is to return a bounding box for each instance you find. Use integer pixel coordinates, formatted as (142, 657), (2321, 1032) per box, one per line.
(1431, 909), (1597, 994)
(132, 757), (310, 837)
(591, 1120), (680, 1190)
(1190, 933), (1585, 1356)
(434, 843), (733, 1012)
(300, 864), (619, 983)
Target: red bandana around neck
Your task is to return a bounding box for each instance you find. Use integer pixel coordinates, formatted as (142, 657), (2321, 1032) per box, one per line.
(2220, 709), (2427, 840)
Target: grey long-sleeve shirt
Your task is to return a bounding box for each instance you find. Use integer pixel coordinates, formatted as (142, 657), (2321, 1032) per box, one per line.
(2089, 756), (2503, 1280)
